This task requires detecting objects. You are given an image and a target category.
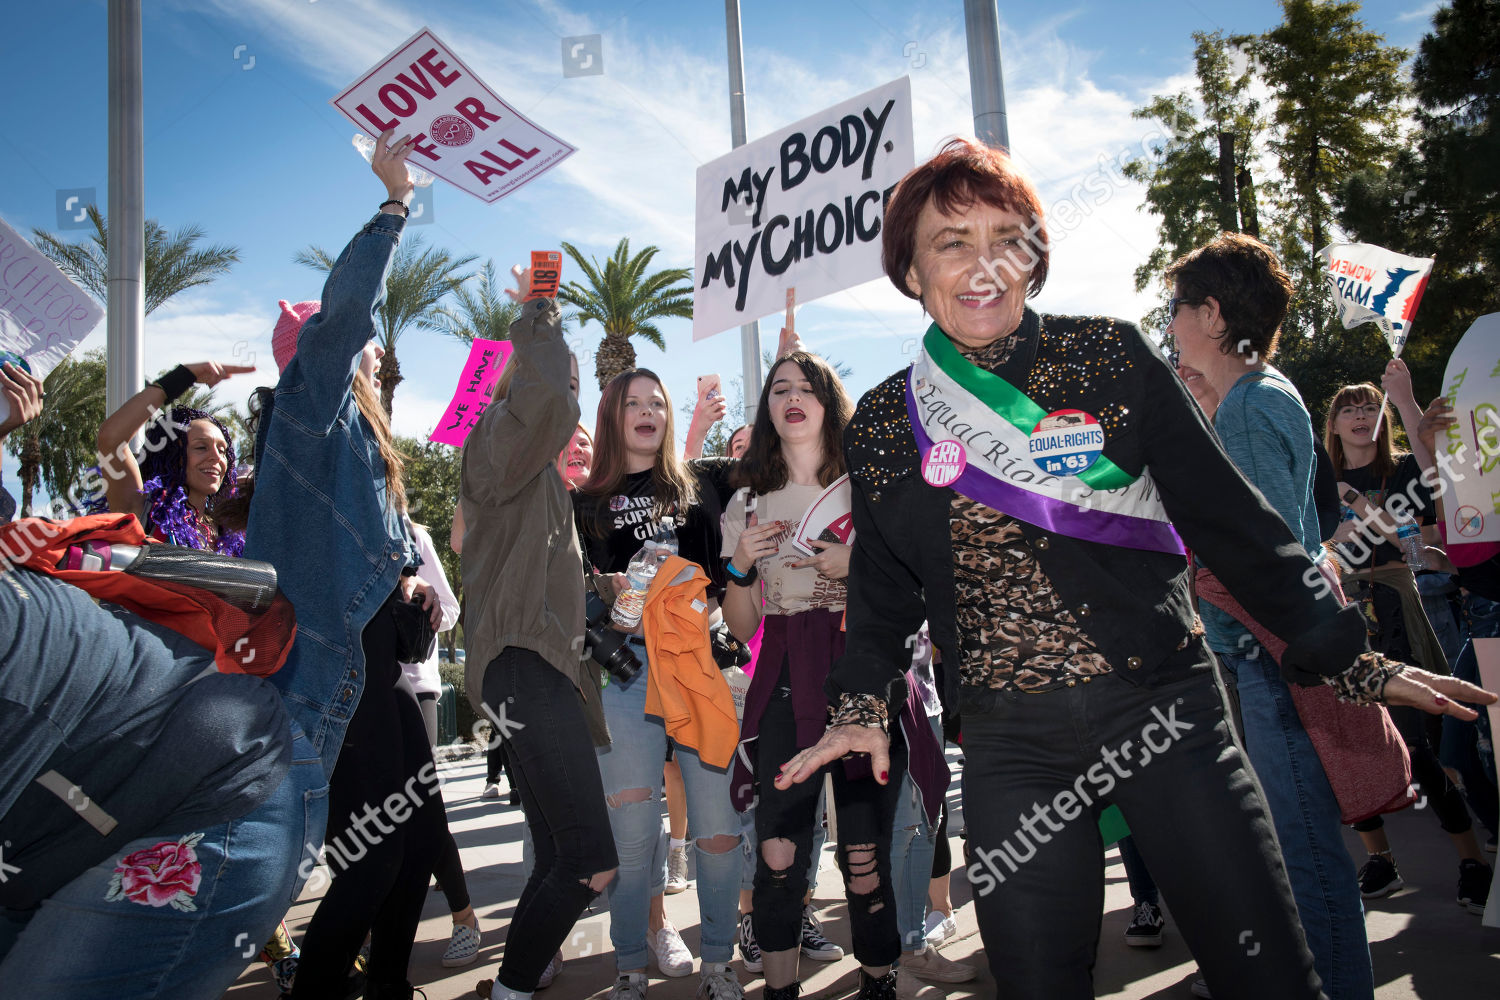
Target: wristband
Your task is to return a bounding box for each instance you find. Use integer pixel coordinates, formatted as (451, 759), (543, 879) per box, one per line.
(148, 364), (195, 404)
(379, 199), (410, 219)
(724, 557), (758, 587)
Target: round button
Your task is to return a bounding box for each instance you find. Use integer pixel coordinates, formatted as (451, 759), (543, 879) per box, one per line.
(391, 552), (401, 561)
(1065, 679), (1077, 687)
(1077, 603), (1091, 618)
(1126, 656), (1142, 670)
(1035, 537), (1051, 551)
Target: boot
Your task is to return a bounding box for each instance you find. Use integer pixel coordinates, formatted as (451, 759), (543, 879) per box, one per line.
(764, 984), (801, 1000)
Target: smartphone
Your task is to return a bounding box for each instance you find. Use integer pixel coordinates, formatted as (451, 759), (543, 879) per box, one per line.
(697, 374), (722, 404)
(525, 251), (562, 301)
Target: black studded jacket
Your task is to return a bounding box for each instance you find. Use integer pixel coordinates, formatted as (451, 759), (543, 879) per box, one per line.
(826, 309), (1369, 723)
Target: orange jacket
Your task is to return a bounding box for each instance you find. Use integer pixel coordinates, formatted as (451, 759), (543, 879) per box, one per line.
(642, 555), (738, 769)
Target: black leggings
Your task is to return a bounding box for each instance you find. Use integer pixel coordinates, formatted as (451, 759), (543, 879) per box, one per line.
(752, 683), (907, 968)
(482, 648), (617, 993)
(416, 690), (472, 915)
(292, 603), (446, 996)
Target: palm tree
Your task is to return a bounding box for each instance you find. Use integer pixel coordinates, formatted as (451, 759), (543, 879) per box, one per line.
(295, 235), (476, 415)
(31, 205), (240, 316)
(558, 239), (694, 388)
(20, 210), (241, 514)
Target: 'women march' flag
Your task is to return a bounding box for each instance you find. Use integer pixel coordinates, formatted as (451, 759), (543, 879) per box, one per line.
(1317, 242), (1434, 357)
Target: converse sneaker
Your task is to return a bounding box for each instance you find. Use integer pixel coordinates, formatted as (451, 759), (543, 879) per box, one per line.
(1458, 858), (1493, 915)
(607, 972), (648, 1000)
(536, 950), (563, 990)
(1123, 901), (1164, 947)
(696, 962), (745, 1000)
(737, 912), (763, 974)
(921, 909), (956, 947)
(666, 844), (691, 894)
(799, 905), (844, 961)
(442, 921), (482, 967)
(1358, 852), (1404, 898)
(648, 922), (694, 977)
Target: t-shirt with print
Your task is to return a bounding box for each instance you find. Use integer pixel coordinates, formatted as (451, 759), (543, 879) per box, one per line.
(574, 458), (737, 599)
(1338, 453), (1433, 571)
(721, 483), (847, 616)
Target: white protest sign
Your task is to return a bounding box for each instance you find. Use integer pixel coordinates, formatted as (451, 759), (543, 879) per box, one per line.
(692, 77), (915, 341)
(332, 28), (575, 204)
(1435, 313), (1500, 548)
(1317, 242), (1434, 357)
(0, 215), (104, 424)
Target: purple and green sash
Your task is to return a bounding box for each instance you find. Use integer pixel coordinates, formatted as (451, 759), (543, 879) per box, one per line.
(906, 323), (1183, 555)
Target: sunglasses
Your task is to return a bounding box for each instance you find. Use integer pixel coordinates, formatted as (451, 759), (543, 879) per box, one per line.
(1167, 296), (1200, 317)
(1166, 348), (1181, 369)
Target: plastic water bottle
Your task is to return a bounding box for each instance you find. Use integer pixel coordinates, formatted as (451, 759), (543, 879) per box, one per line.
(1395, 513), (1425, 572)
(611, 542), (659, 629)
(351, 134), (436, 187)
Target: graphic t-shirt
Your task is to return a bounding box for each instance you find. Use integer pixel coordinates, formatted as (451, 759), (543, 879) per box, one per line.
(1338, 453), (1433, 571)
(574, 458), (737, 598)
(721, 483), (847, 616)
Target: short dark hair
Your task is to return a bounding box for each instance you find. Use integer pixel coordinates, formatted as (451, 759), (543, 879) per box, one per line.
(881, 137), (1049, 301)
(1164, 233), (1291, 361)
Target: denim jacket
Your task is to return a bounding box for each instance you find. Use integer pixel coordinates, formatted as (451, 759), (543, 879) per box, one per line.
(245, 211), (417, 777)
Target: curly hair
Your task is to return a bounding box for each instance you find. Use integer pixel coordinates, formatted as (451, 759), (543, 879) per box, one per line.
(136, 405), (245, 556)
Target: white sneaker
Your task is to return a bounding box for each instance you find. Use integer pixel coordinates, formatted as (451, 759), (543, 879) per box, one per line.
(647, 923), (694, 977)
(922, 909), (956, 947)
(666, 844), (690, 894)
(481, 782), (502, 800)
(901, 944), (977, 983)
(536, 950), (563, 989)
(607, 972), (649, 1000)
(696, 962), (745, 1000)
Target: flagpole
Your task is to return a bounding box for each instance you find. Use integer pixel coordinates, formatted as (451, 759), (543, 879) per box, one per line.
(724, 0), (763, 424)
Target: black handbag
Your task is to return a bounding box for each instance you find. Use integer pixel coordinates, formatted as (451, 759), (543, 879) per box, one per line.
(390, 592), (437, 663)
(709, 621), (752, 672)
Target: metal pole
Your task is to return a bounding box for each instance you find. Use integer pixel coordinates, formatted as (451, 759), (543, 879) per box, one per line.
(964, 0), (1010, 151)
(107, 0), (145, 417)
(725, 0), (763, 425)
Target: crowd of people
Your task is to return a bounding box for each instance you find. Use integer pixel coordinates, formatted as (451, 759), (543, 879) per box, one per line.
(0, 132), (1496, 1000)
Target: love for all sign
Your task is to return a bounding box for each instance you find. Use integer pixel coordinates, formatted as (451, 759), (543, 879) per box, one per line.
(333, 28), (575, 203)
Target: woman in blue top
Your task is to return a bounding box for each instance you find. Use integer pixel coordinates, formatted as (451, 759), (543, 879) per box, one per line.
(1164, 233), (1371, 1000)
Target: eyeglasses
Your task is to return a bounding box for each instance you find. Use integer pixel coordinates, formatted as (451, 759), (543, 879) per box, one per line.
(1166, 349), (1181, 369)
(1336, 403), (1383, 419)
(1167, 296), (1200, 317)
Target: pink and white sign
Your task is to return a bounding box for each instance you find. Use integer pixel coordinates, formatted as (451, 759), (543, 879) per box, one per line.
(333, 28), (575, 204)
(922, 440), (966, 488)
(429, 338), (513, 447)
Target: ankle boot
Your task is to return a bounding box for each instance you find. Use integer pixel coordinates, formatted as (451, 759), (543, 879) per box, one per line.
(857, 969), (897, 1000)
(765, 984), (801, 1000)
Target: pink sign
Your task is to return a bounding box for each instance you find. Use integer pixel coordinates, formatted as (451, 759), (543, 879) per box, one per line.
(429, 338), (513, 447)
(922, 440), (966, 487)
(332, 28), (576, 204)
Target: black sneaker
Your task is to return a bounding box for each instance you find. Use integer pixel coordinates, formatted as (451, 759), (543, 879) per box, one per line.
(1123, 901), (1164, 947)
(1457, 858), (1492, 915)
(738, 911), (763, 973)
(799, 905), (844, 961)
(1358, 853), (1404, 898)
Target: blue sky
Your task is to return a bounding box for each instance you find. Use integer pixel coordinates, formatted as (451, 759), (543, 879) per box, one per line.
(0, 0), (1443, 447)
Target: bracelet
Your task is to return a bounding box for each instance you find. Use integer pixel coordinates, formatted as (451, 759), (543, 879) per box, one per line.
(379, 199), (410, 218)
(724, 557), (758, 587)
(148, 364), (195, 404)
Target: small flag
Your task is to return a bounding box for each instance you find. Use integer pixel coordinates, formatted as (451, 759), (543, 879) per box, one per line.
(1316, 242), (1434, 357)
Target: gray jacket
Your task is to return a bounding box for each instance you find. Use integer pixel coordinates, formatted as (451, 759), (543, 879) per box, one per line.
(459, 299), (608, 746)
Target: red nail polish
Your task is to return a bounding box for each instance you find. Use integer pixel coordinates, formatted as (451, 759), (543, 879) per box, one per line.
(879, 770), (889, 782)
(1434, 695), (1449, 705)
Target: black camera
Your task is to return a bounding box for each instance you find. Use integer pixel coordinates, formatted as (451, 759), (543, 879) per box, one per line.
(584, 590), (641, 683)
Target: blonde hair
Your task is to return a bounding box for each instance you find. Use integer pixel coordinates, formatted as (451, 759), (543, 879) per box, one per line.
(353, 373), (407, 513)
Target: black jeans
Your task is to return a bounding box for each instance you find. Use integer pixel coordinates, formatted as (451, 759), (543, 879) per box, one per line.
(482, 648), (617, 992)
(752, 683), (907, 968)
(292, 602), (446, 996)
(416, 690), (472, 915)
(960, 669), (1324, 1000)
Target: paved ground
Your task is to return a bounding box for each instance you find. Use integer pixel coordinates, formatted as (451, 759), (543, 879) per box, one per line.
(226, 745), (1499, 999)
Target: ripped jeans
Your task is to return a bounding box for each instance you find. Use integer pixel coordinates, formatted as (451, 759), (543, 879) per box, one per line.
(596, 638), (742, 971)
(752, 683), (907, 968)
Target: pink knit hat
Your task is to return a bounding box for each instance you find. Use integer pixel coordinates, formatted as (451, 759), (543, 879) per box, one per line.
(272, 299), (322, 373)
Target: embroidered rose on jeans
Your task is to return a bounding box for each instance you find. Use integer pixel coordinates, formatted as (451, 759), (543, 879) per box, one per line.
(105, 832), (204, 911)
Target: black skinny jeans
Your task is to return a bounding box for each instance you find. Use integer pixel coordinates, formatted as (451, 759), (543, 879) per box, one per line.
(960, 668), (1325, 1000)
(292, 601), (446, 997)
(482, 648), (617, 993)
(752, 682), (907, 968)
(416, 690), (472, 915)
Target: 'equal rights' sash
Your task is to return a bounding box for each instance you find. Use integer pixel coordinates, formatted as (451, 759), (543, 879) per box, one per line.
(905, 324), (1183, 555)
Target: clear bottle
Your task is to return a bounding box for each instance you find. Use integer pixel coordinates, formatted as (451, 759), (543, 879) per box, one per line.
(1394, 513), (1425, 572)
(611, 541), (658, 629)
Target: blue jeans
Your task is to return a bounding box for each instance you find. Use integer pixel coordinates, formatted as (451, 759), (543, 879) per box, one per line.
(1441, 594), (1499, 838)
(0, 727), (326, 997)
(597, 638), (741, 970)
(891, 715), (941, 952)
(1218, 647), (1372, 1000)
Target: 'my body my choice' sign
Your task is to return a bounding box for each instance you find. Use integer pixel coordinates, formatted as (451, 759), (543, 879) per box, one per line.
(333, 28), (575, 203)
(692, 77), (915, 340)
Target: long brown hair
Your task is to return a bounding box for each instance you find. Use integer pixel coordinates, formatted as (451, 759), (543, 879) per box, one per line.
(735, 353), (853, 494)
(353, 372), (407, 513)
(1323, 382), (1398, 480)
(580, 368), (697, 535)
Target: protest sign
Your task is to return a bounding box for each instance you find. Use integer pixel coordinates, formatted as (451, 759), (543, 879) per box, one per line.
(0, 215), (104, 424)
(692, 77), (915, 340)
(1317, 242), (1433, 357)
(333, 28), (575, 204)
(1435, 313), (1500, 549)
(429, 338), (513, 447)
(792, 473), (854, 556)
